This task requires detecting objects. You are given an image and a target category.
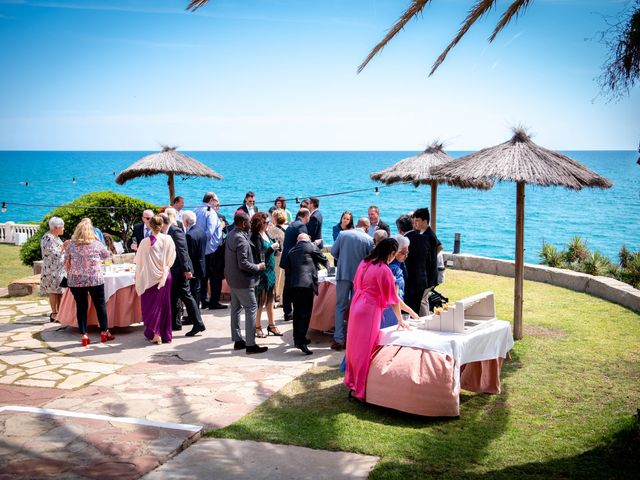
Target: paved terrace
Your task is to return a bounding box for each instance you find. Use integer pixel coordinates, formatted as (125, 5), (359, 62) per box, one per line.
(0, 298), (378, 479)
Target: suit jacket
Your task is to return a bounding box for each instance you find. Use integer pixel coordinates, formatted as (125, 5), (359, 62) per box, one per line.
(236, 204), (259, 216)
(284, 240), (328, 294)
(331, 229), (374, 282)
(307, 209), (323, 247)
(279, 220), (308, 269)
(224, 227), (261, 289)
(404, 228), (439, 293)
(128, 223), (147, 251)
(185, 226), (207, 279)
(375, 220), (391, 236)
(167, 225), (193, 278)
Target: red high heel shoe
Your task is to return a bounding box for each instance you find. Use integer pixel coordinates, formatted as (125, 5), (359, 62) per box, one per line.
(100, 331), (115, 343)
(81, 336), (90, 347)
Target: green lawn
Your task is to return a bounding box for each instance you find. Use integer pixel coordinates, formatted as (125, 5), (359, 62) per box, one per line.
(209, 270), (640, 479)
(0, 244), (32, 287)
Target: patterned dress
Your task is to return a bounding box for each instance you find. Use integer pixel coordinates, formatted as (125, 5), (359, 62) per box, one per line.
(255, 234), (277, 306)
(40, 233), (65, 294)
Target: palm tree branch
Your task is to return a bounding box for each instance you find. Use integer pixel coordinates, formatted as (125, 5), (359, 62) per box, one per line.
(186, 0), (210, 12)
(430, 0), (497, 76)
(358, 0), (432, 74)
(489, 0), (533, 42)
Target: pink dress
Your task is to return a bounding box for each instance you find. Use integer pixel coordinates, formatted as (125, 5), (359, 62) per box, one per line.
(344, 260), (399, 400)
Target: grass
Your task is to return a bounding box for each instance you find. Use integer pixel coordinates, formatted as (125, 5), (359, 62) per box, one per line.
(0, 244), (32, 287)
(208, 270), (640, 479)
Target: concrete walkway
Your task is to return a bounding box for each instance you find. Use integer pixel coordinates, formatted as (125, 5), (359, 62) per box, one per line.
(0, 298), (376, 479)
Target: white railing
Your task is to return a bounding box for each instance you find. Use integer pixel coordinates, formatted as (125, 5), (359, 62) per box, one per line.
(0, 222), (40, 244)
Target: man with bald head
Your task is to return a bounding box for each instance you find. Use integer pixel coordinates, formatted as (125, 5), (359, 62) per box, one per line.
(279, 208), (310, 322)
(330, 217), (374, 350)
(128, 209), (155, 252)
(283, 232), (328, 355)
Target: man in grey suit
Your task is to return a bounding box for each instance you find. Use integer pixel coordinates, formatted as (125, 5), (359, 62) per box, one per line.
(330, 217), (374, 350)
(224, 212), (268, 354)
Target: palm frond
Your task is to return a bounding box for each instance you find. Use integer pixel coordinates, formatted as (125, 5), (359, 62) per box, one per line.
(358, 0), (431, 74)
(430, 0), (497, 76)
(186, 0), (210, 12)
(489, 0), (533, 42)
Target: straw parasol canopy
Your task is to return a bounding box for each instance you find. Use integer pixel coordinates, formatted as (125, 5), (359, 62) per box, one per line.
(431, 127), (612, 340)
(115, 146), (222, 204)
(370, 142), (492, 232)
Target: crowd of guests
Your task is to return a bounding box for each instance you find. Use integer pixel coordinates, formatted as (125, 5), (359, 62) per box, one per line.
(39, 190), (442, 394)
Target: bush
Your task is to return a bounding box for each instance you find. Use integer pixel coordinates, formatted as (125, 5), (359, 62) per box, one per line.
(564, 236), (590, 264)
(539, 241), (564, 268)
(20, 191), (158, 266)
(579, 251), (612, 277)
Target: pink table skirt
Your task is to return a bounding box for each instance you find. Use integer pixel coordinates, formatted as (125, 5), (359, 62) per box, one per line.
(366, 345), (506, 417)
(57, 285), (142, 328)
(309, 281), (336, 331)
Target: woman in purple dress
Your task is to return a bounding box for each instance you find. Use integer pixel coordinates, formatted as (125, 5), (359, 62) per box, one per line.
(134, 215), (176, 344)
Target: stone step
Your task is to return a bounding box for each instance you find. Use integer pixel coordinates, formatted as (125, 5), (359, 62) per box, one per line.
(8, 275), (41, 297)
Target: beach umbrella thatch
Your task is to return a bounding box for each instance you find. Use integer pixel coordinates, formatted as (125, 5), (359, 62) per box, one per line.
(370, 142), (493, 232)
(115, 146), (222, 203)
(431, 127), (612, 340)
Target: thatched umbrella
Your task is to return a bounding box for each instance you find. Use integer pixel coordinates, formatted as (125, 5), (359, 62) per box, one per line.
(431, 128), (612, 340)
(115, 147), (222, 204)
(370, 142), (492, 232)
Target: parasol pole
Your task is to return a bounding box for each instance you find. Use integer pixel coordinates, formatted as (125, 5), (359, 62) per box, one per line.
(513, 181), (525, 340)
(167, 172), (175, 204)
(430, 180), (438, 233)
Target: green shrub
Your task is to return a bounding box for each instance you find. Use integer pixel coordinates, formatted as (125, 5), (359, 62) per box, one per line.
(618, 252), (640, 288)
(20, 191), (158, 266)
(539, 241), (564, 268)
(579, 250), (613, 277)
(564, 235), (590, 264)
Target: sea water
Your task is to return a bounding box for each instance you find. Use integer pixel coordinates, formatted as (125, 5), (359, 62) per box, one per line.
(1, 150), (638, 263)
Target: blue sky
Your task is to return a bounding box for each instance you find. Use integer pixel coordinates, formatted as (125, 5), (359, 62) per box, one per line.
(0, 0), (638, 150)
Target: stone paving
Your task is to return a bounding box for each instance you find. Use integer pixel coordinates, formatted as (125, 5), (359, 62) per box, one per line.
(0, 296), (359, 479)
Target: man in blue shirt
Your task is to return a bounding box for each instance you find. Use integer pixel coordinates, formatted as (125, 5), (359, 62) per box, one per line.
(195, 192), (225, 309)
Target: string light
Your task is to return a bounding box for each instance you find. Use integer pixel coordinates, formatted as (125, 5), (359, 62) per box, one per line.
(1, 202), (6, 213)
(72, 177), (77, 184)
(375, 186), (380, 195)
(109, 206), (116, 218)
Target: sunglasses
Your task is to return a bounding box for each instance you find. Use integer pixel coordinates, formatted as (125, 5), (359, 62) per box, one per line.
(143, 217), (152, 220)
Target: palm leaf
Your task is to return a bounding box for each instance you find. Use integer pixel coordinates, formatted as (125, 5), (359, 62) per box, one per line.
(429, 0), (497, 76)
(357, 0), (432, 74)
(186, 0), (210, 12)
(489, 0), (533, 42)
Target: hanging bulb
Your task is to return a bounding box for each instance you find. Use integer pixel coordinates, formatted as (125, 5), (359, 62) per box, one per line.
(109, 206), (115, 218)
(374, 187), (380, 195)
(295, 197), (300, 204)
(1, 202), (6, 213)
(72, 177), (77, 184)
(24, 181), (29, 187)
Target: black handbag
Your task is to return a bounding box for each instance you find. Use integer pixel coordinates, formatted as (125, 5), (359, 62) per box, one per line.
(428, 289), (449, 310)
(59, 277), (68, 288)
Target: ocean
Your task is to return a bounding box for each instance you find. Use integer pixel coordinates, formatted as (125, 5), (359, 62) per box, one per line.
(1, 151), (638, 264)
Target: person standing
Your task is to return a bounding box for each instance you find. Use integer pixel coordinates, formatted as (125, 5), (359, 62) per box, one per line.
(267, 209), (287, 306)
(381, 235), (417, 328)
(279, 208), (310, 321)
(330, 217), (374, 350)
(160, 214), (205, 336)
(225, 212), (268, 354)
(343, 238), (412, 401)
(172, 196), (185, 223)
(129, 209), (154, 252)
(367, 206), (391, 237)
(284, 233), (328, 355)
(404, 208), (441, 315)
(236, 191), (258, 217)
(183, 211), (206, 308)
(134, 215), (176, 344)
(306, 197), (323, 248)
(65, 220), (114, 347)
(274, 196), (293, 224)
(194, 192), (225, 309)
(40, 217), (66, 322)
(332, 211), (354, 241)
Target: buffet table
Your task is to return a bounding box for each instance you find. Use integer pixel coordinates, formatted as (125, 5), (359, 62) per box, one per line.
(309, 273), (336, 331)
(57, 268), (142, 328)
(365, 320), (513, 417)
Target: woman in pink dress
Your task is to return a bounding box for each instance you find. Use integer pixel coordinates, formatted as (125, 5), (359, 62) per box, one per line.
(344, 238), (413, 400)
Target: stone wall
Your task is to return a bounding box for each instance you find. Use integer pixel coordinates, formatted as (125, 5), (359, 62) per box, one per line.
(444, 253), (640, 313)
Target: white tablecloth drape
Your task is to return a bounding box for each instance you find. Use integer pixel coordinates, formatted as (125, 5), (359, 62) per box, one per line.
(103, 271), (136, 301)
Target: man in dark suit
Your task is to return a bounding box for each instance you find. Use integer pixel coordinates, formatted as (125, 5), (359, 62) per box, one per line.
(284, 233), (328, 355)
(235, 191), (258, 217)
(404, 208), (441, 315)
(183, 210), (206, 308)
(368, 205), (391, 237)
(279, 208), (310, 321)
(306, 197), (323, 248)
(128, 209), (154, 252)
(160, 214), (205, 336)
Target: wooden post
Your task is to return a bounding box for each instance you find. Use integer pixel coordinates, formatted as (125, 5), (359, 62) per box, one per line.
(430, 181), (438, 233)
(167, 173), (175, 205)
(513, 181), (525, 340)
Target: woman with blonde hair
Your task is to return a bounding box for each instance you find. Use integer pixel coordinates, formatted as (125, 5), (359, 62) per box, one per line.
(40, 217), (67, 322)
(65, 219), (113, 346)
(267, 208), (287, 306)
(164, 207), (183, 230)
(134, 215), (176, 344)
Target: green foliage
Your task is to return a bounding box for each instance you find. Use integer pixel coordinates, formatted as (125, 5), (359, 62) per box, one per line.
(564, 235), (590, 264)
(619, 244), (632, 268)
(539, 241), (564, 268)
(19, 191), (158, 266)
(579, 250), (613, 276)
(618, 252), (640, 288)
